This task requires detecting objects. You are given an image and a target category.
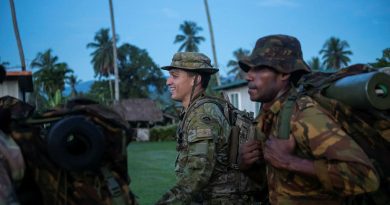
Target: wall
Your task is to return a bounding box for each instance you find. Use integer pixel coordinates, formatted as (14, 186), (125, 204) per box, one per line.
(0, 81), (21, 99)
(224, 85), (261, 116)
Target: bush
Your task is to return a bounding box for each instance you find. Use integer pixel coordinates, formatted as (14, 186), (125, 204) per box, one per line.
(150, 124), (177, 141)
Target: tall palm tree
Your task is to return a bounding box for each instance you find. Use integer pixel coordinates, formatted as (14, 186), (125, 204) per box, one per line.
(203, 0), (220, 85)
(227, 48), (250, 80)
(320, 37), (353, 70)
(87, 28), (116, 101)
(108, 0), (120, 102)
(307, 56), (322, 72)
(87, 28), (115, 77)
(66, 74), (81, 98)
(9, 0), (26, 71)
(174, 21), (205, 52)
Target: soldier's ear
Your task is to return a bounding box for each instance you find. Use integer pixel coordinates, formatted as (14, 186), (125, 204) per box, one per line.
(196, 75), (202, 86)
(280, 73), (290, 82)
(190, 74), (201, 87)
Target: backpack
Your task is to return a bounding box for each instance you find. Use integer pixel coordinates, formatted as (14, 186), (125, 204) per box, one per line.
(183, 94), (267, 201)
(6, 97), (138, 205)
(278, 64), (390, 205)
(184, 94), (256, 168)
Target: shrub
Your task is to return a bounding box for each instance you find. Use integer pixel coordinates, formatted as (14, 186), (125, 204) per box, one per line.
(150, 124), (177, 141)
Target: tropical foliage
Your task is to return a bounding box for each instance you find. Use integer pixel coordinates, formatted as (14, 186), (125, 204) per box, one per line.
(319, 37), (353, 70)
(31, 49), (73, 105)
(66, 74), (81, 98)
(86, 80), (112, 105)
(87, 28), (116, 78)
(307, 56), (323, 72)
(370, 48), (390, 68)
(227, 48), (250, 79)
(117, 43), (165, 98)
(174, 21), (205, 52)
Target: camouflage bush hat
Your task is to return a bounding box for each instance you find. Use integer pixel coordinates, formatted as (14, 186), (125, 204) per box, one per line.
(161, 52), (219, 74)
(239, 34), (311, 74)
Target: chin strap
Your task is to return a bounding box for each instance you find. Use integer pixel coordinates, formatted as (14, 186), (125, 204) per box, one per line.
(188, 74), (199, 106)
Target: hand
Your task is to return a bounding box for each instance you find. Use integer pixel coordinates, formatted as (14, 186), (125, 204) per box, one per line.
(239, 140), (263, 170)
(264, 134), (296, 169)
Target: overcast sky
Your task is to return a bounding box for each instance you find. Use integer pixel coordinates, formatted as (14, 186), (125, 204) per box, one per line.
(1, 0), (389, 81)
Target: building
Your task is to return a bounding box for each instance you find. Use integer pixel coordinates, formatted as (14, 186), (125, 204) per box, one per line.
(113, 98), (163, 141)
(0, 70), (33, 101)
(214, 79), (261, 116)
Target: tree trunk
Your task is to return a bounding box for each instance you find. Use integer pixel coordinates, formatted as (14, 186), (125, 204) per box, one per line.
(203, 0), (221, 86)
(109, 0), (120, 103)
(9, 0), (26, 71)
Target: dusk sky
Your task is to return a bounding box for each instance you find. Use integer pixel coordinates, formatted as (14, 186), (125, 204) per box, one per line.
(1, 0), (389, 82)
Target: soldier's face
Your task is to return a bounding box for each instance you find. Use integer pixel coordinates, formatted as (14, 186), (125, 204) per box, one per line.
(246, 66), (283, 103)
(166, 69), (195, 102)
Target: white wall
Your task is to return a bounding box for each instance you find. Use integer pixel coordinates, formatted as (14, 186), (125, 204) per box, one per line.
(224, 86), (261, 116)
(0, 81), (21, 99)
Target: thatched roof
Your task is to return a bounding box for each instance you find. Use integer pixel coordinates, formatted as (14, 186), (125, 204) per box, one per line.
(113, 98), (163, 123)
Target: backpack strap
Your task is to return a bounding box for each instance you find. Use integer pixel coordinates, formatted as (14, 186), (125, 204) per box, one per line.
(278, 94), (297, 140)
(101, 166), (126, 205)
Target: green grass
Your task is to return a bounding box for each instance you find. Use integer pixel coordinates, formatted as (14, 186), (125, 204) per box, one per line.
(127, 141), (177, 205)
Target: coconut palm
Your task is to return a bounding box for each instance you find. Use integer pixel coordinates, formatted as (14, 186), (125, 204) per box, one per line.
(87, 28), (115, 78)
(203, 0), (220, 85)
(174, 21), (205, 52)
(66, 74), (81, 97)
(87, 28), (119, 100)
(307, 57), (322, 72)
(227, 48), (250, 79)
(320, 37), (353, 70)
(31, 49), (73, 101)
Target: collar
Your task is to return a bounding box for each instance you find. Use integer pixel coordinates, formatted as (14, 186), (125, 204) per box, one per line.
(179, 92), (205, 120)
(262, 87), (293, 115)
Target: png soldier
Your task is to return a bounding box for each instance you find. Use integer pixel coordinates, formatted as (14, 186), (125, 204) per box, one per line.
(238, 34), (379, 204)
(0, 105), (25, 204)
(156, 52), (259, 204)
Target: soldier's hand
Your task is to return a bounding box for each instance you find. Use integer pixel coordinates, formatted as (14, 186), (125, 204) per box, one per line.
(264, 134), (296, 169)
(239, 140), (263, 170)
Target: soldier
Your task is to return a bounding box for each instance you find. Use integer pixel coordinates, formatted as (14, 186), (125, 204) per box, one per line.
(0, 106), (25, 205)
(156, 52), (259, 204)
(238, 34), (379, 204)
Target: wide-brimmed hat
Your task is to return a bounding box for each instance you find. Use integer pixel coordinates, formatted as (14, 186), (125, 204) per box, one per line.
(239, 34), (311, 74)
(161, 52), (219, 74)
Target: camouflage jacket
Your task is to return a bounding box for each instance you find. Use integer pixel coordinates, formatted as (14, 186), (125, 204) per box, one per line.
(257, 88), (379, 205)
(156, 95), (259, 205)
(0, 130), (25, 205)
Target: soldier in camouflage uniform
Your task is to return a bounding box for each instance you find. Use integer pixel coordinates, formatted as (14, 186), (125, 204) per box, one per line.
(0, 101), (25, 204)
(238, 35), (379, 204)
(156, 52), (260, 204)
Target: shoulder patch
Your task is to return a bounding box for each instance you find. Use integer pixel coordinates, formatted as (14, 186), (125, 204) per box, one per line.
(188, 128), (213, 143)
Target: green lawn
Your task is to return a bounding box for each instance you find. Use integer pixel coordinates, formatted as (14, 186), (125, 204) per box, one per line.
(127, 141), (177, 205)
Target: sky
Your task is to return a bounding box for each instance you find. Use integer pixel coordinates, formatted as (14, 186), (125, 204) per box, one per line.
(1, 0), (389, 82)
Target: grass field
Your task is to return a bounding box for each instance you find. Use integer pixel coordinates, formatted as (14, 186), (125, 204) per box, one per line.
(127, 141), (177, 205)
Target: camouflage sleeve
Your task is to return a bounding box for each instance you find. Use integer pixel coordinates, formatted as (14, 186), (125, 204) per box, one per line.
(156, 103), (228, 205)
(292, 101), (379, 195)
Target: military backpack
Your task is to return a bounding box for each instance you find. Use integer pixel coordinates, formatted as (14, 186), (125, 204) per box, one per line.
(278, 64), (390, 205)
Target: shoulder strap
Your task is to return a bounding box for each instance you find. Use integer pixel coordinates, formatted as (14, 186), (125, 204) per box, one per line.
(101, 166), (127, 205)
(278, 94), (297, 140)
